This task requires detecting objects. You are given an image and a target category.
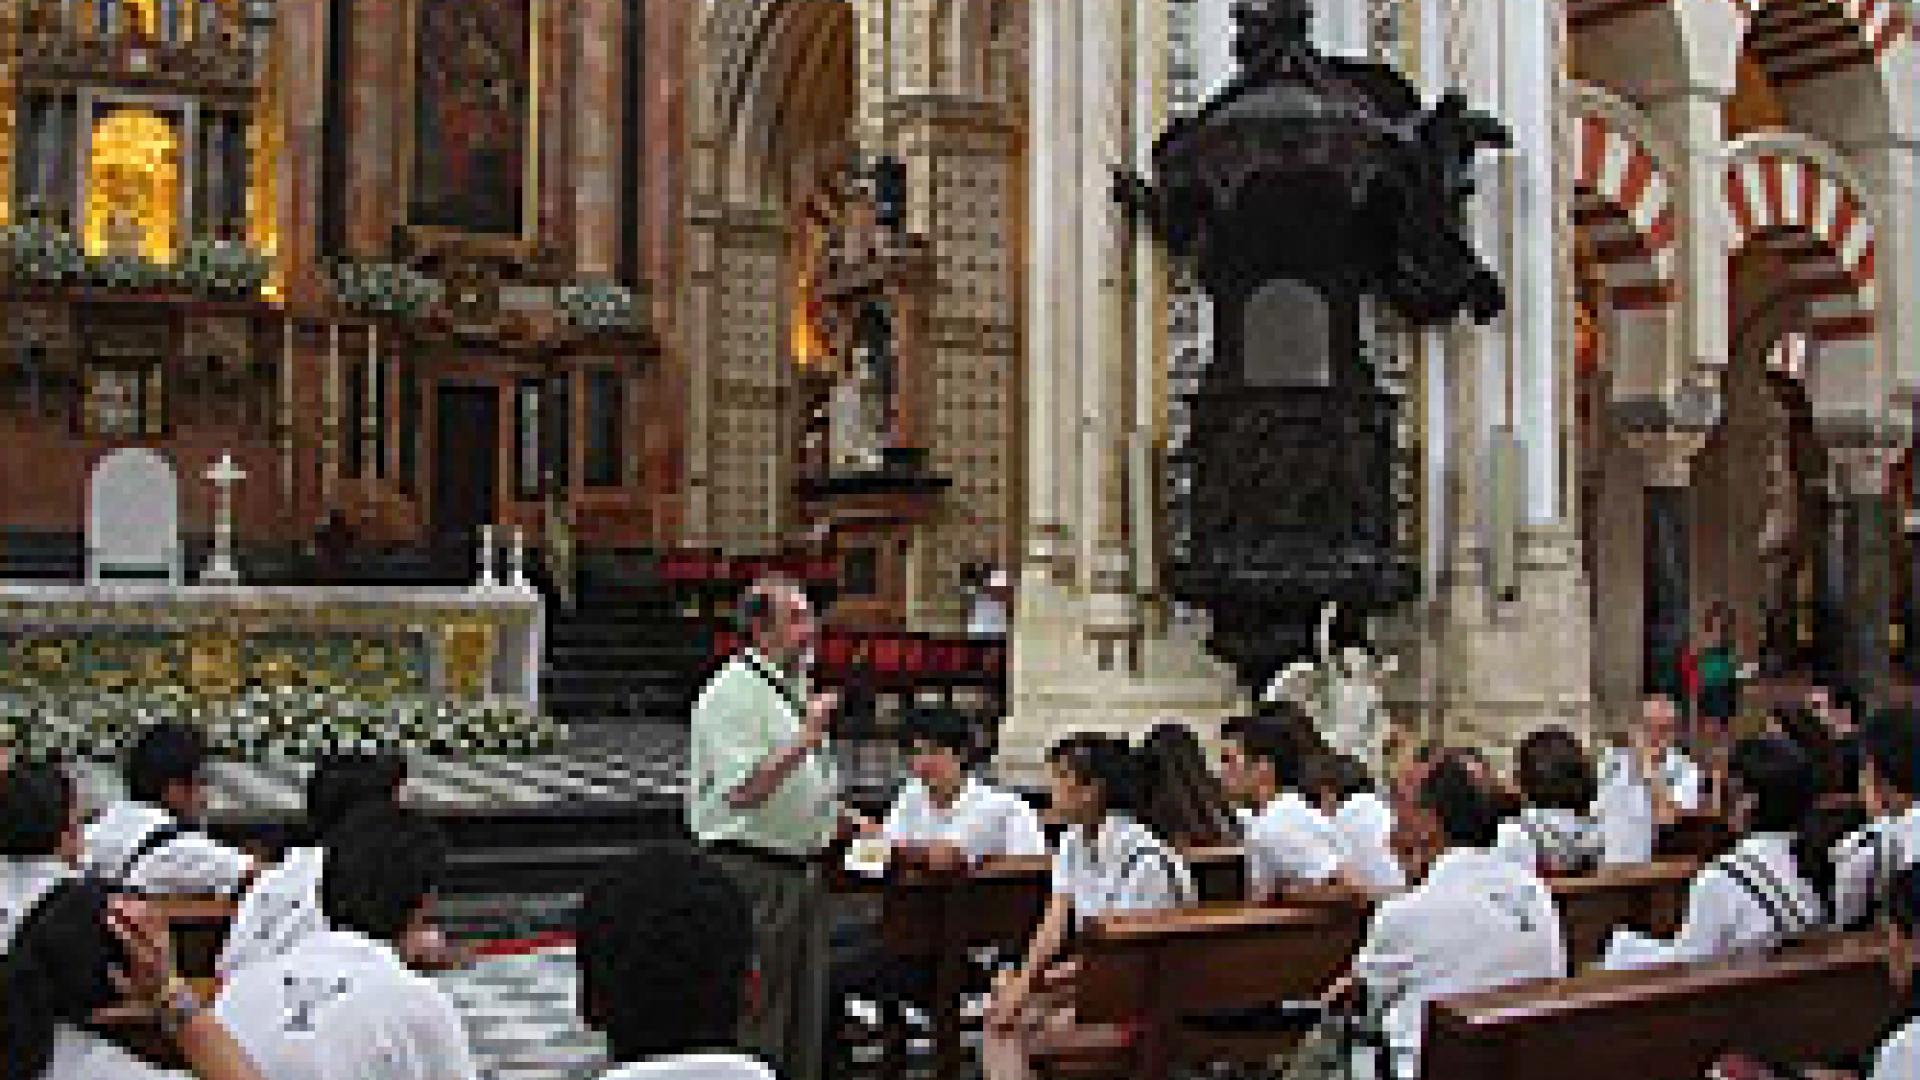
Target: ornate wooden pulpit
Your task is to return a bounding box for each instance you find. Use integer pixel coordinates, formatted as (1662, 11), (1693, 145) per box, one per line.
(1117, 0), (1511, 689)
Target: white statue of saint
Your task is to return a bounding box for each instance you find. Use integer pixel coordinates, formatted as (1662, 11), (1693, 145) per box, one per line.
(1315, 601), (1397, 777)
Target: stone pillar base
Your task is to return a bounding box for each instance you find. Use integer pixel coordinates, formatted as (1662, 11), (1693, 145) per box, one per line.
(1385, 525), (1596, 770)
(996, 569), (1246, 784)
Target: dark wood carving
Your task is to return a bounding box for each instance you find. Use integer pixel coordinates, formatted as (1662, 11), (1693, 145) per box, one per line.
(1116, 0), (1510, 688)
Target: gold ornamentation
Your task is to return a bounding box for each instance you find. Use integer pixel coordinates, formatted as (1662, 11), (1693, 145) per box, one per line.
(186, 633), (244, 699)
(439, 620), (495, 700)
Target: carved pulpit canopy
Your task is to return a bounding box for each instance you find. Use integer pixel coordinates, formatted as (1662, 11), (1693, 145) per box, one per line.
(1115, 0), (1513, 689)
(1118, 0), (1511, 327)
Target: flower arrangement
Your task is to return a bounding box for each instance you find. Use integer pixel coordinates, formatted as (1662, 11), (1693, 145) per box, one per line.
(177, 237), (270, 299)
(330, 259), (442, 318)
(0, 214), (87, 285)
(556, 280), (639, 332)
(87, 248), (177, 291)
(0, 685), (560, 761)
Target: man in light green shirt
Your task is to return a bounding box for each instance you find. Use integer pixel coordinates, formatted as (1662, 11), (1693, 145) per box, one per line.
(686, 578), (842, 1080)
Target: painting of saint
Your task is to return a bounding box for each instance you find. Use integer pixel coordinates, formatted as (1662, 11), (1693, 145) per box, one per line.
(411, 0), (532, 237)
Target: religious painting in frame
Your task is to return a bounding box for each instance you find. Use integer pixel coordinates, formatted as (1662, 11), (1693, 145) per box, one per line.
(404, 0), (541, 245)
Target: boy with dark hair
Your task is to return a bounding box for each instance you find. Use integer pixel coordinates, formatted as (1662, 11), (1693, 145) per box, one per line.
(213, 807), (476, 1080)
(1218, 705), (1354, 900)
(217, 754), (409, 978)
(1320, 756), (1565, 1080)
(873, 705), (1044, 872)
(83, 724), (253, 896)
(577, 846), (772, 1078)
(1832, 707), (1920, 928)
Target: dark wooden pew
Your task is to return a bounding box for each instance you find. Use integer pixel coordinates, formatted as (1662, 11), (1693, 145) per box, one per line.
(835, 845), (1245, 1080)
(1424, 932), (1895, 1080)
(1042, 859), (1699, 1080)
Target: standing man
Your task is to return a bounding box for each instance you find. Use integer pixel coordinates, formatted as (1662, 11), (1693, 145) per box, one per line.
(688, 577), (843, 1080)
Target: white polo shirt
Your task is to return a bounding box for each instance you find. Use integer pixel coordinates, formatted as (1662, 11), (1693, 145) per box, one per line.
(83, 801), (252, 896)
(214, 929), (478, 1080)
(1831, 805), (1920, 928)
(1051, 814), (1194, 924)
(1332, 792), (1406, 892)
(1873, 1017), (1920, 1080)
(599, 1054), (779, 1079)
(1604, 832), (1826, 971)
(1244, 791), (1345, 899)
(1595, 746), (1703, 865)
(218, 845), (326, 978)
(1, 855), (72, 947)
(881, 777), (1046, 864)
(1353, 847), (1566, 1080)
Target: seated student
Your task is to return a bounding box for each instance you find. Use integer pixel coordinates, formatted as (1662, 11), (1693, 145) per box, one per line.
(1605, 737), (1829, 971)
(1871, 863), (1920, 1080)
(577, 846), (773, 1079)
(1220, 706), (1354, 900)
(217, 753), (407, 978)
(2, 759), (269, 1080)
(1496, 727), (1609, 876)
(980, 733), (1195, 1080)
(829, 707), (1045, 1067)
(1316, 755), (1566, 1080)
(1139, 722), (1244, 849)
(877, 705), (1046, 871)
(214, 806), (477, 1080)
(1305, 752), (1406, 893)
(1596, 694), (1705, 864)
(84, 724), (254, 897)
(1831, 707), (1919, 930)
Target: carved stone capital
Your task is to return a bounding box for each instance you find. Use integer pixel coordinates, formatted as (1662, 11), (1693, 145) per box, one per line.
(1623, 429), (1710, 489)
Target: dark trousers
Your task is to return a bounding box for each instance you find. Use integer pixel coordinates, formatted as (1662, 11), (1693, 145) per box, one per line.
(711, 848), (829, 1080)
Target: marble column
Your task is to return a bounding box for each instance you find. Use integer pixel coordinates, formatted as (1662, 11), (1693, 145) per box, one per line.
(1648, 87), (1733, 392)
(1629, 430), (1706, 699)
(1022, 0), (1058, 571)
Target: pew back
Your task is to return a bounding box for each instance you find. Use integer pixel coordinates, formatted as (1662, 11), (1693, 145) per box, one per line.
(1424, 933), (1894, 1080)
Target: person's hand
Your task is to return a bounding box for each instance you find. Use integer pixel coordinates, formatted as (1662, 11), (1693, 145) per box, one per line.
(985, 980), (1028, 1031)
(105, 897), (177, 1004)
(923, 842), (968, 876)
(801, 690), (840, 749)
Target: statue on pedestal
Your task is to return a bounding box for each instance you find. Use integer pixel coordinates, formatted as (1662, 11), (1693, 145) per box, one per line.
(828, 343), (888, 473)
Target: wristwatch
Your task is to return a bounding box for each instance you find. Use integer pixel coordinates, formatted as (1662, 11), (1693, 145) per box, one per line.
(155, 976), (205, 1038)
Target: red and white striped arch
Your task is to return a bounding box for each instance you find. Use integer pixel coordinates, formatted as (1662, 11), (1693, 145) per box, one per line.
(1573, 113), (1678, 311)
(1570, 0), (1908, 85)
(1725, 151), (1877, 342)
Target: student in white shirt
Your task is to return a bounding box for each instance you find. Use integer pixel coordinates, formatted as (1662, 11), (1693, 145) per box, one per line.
(83, 724), (254, 897)
(1605, 736), (1829, 971)
(214, 807), (477, 1080)
(878, 706), (1046, 870)
(1, 759), (268, 1080)
(1220, 707), (1358, 900)
(1319, 754), (1566, 1080)
(981, 733), (1195, 1080)
(577, 846), (775, 1079)
(830, 707), (1046, 1068)
(1496, 727), (1609, 876)
(1832, 707), (1919, 930)
(1305, 752), (1406, 893)
(217, 753), (408, 978)
(1595, 694), (1705, 864)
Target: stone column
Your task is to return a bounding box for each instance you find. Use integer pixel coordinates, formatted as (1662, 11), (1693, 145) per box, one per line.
(1022, 0), (1059, 571)
(344, 0), (399, 255)
(1626, 428), (1706, 700)
(1828, 442), (1904, 696)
